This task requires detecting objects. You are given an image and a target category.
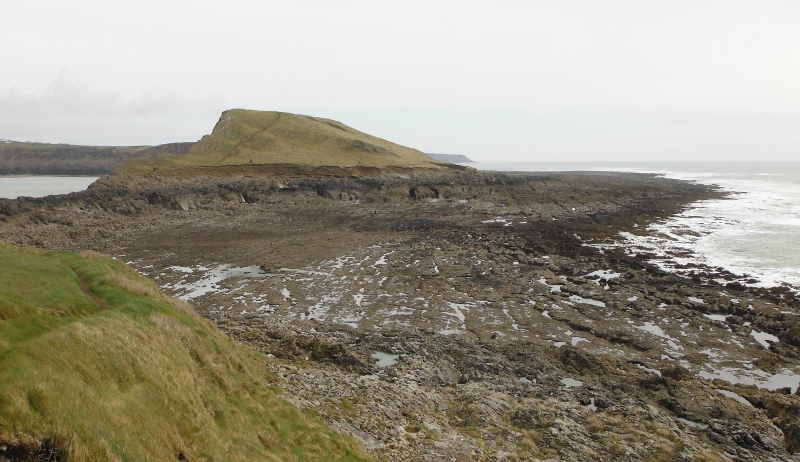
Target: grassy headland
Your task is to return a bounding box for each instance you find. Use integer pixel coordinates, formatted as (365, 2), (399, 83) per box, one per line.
(0, 242), (371, 462)
(116, 110), (446, 174)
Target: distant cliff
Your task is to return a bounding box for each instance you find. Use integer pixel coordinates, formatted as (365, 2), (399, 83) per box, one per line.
(427, 153), (473, 163)
(0, 140), (193, 175)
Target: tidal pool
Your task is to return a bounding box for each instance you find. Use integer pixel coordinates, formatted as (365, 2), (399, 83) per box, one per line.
(371, 351), (400, 368)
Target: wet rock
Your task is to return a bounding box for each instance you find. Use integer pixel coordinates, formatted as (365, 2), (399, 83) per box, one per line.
(5, 170), (800, 461)
(660, 364), (694, 381)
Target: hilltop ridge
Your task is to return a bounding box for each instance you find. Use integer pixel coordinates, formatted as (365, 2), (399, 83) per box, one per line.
(117, 109), (448, 174)
(1, 110), (457, 178)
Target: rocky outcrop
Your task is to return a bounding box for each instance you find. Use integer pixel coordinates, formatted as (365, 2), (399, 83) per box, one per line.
(3, 170), (800, 460)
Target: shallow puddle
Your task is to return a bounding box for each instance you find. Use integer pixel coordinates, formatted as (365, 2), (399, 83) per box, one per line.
(371, 351), (400, 368)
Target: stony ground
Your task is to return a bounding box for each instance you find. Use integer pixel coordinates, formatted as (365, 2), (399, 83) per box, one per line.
(2, 170), (800, 461)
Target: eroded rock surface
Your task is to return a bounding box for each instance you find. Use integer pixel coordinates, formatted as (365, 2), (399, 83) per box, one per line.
(3, 170), (800, 461)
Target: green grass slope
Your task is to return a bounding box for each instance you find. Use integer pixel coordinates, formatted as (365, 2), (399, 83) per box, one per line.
(118, 109), (445, 173)
(0, 243), (371, 462)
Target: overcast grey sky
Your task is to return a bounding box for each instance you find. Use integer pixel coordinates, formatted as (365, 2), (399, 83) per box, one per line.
(1, 0), (799, 161)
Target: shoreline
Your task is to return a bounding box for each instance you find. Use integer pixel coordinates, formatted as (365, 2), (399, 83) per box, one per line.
(3, 170), (800, 460)
(476, 165), (800, 295)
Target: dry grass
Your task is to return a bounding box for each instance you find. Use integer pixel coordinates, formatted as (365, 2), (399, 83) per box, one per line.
(585, 414), (607, 433)
(167, 297), (196, 316)
(585, 411), (627, 435)
(650, 423), (676, 440)
(119, 109), (445, 173)
(692, 447), (730, 462)
(149, 312), (193, 340)
(102, 270), (166, 300)
(78, 249), (111, 260)
(0, 243), (371, 462)
(644, 440), (684, 462)
(518, 428), (542, 448)
(102, 270), (197, 317)
(603, 413), (626, 428)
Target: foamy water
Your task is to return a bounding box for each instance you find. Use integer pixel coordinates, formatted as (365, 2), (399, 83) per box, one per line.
(627, 168), (800, 291)
(469, 161), (800, 293)
(471, 161), (800, 392)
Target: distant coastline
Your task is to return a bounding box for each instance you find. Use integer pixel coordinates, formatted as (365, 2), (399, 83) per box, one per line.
(0, 140), (193, 175)
(427, 153), (474, 163)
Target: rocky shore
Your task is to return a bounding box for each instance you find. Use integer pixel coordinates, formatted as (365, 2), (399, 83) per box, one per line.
(2, 169), (800, 461)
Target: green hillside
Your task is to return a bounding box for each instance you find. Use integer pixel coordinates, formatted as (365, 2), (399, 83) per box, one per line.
(0, 243), (371, 462)
(118, 109), (446, 172)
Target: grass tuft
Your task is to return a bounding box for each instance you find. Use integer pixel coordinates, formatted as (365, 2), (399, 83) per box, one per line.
(0, 242), (371, 462)
(78, 250), (111, 260)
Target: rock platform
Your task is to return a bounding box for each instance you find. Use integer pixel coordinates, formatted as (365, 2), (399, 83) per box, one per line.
(3, 170), (800, 461)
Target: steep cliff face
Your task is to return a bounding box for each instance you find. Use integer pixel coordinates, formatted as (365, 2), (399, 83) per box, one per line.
(116, 109), (447, 173)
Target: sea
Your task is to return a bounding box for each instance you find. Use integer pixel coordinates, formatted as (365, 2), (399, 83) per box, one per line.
(1, 163), (799, 294)
(0, 176), (99, 200)
(468, 161), (800, 294)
